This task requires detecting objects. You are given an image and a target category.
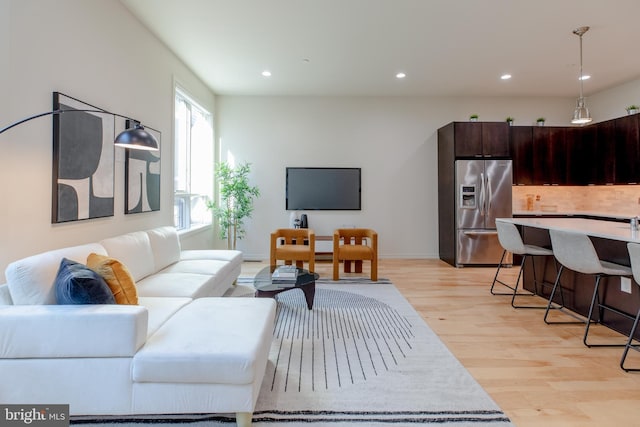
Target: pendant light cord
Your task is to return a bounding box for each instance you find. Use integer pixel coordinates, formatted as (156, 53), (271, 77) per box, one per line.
(579, 31), (584, 100)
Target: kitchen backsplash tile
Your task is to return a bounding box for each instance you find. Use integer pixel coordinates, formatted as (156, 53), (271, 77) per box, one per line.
(512, 185), (640, 217)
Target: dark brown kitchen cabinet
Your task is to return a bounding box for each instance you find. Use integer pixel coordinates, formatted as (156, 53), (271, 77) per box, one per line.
(565, 126), (589, 185)
(481, 122), (511, 157)
(532, 126), (567, 185)
(510, 126), (533, 185)
(615, 113), (640, 184)
(506, 113), (640, 186)
(450, 122), (510, 158)
(593, 119), (616, 184)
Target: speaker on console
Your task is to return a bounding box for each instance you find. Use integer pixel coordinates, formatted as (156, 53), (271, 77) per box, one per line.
(300, 214), (308, 228)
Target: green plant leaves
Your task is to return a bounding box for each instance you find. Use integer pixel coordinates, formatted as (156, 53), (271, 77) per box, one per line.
(206, 162), (260, 249)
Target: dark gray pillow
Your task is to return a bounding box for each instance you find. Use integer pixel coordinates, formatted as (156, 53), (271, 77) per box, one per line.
(54, 258), (115, 305)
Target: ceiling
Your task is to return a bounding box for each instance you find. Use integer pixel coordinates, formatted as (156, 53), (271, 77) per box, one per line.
(120, 0), (640, 97)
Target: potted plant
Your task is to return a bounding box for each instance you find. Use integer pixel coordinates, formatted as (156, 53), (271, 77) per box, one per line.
(626, 105), (639, 115)
(206, 162), (260, 250)
(469, 114), (479, 122)
(505, 116), (514, 125)
(536, 117), (546, 126)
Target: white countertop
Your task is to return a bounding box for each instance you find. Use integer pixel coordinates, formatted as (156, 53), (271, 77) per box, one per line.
(513, 210), (633, 221)
(497, 217), (640, 243)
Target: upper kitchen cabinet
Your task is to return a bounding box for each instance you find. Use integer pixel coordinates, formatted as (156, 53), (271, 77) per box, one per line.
(532, 126), (567, 185)
(481, 122), (511, 157)
(565, 126), (592, 185)
(615, 113), (640, 184)
(443, 122), (510, 158)
(510, 126), (533, 185)
(589, 119), (616, 185)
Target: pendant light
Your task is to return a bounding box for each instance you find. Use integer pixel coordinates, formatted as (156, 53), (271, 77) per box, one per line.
(571, 26), (592, 124)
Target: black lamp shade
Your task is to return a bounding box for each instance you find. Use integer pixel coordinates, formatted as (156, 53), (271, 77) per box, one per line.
(114, 124), (159, 151)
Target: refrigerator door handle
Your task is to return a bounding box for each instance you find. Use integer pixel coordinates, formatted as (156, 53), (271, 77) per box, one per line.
(486, 174), (492, 215)
(479, 172), (486, 217)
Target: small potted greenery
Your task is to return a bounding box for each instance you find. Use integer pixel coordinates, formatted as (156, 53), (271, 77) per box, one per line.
(505, 116), (514, 125)
(469, 114), (479, 122)
(536, 117), (546, 126)
(626, 105), (639, 115)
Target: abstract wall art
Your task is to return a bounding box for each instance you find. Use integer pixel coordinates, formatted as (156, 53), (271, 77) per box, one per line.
(52, 92), (115, 223)
(124, 120), (161, 214)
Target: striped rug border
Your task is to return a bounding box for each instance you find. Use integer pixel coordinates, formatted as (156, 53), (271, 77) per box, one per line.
(72, 409), (511, 424)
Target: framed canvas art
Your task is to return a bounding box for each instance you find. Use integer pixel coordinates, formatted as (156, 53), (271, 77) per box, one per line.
(52, 92), (115, 223)
(124, 119), (161, 214)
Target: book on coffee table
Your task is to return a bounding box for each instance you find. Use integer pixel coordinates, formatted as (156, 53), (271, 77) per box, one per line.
(272, 265), (298, 278)
(272, 266), (299, 286)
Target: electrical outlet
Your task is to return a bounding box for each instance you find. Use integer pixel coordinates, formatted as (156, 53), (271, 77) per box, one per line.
(621, 277), (632, 294)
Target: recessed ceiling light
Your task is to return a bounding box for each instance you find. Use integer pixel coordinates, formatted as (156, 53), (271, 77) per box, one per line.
(579, 75), (591, 80)
(262, 70), (272, 77)
(396, 72), (406, 79)
(500, 74), (512, 80)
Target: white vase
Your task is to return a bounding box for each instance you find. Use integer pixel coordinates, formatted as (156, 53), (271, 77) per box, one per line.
(628, 109), (639, 115)
(289, 211), (298, 228)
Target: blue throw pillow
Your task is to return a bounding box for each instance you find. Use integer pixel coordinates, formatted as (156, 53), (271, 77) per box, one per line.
(54, 258), (116, 305)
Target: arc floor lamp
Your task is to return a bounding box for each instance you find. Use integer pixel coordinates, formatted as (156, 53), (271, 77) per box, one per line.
(0, 108), (159, 151)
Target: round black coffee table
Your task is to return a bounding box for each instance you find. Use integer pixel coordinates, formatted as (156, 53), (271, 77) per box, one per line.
(254, 266), (319, 310)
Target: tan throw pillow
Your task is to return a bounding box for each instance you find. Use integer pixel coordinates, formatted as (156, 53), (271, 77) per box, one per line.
(86, 253), (138, 305)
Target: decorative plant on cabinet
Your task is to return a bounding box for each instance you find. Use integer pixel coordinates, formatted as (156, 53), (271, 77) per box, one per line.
(207, 162), (260, 250)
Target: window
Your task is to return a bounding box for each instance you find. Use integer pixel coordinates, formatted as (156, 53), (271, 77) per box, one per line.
(174, 88), (214, 231)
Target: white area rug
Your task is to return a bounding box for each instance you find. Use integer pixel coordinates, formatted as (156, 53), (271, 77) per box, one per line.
(71, 280), (513, 426)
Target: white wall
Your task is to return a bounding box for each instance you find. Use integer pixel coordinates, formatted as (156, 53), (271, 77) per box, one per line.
(0, 0), (216, 282)
(588, 76), (640, 122)
(216, 95), (576, 261)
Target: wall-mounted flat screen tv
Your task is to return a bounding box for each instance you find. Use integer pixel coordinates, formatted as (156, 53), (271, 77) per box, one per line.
(286, 167), (361, 210)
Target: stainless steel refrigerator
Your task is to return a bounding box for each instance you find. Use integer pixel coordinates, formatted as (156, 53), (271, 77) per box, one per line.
(454, 159), (512, 266)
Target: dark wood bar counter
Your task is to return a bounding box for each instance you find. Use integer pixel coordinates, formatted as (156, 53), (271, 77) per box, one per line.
(497, 217), (640, 338)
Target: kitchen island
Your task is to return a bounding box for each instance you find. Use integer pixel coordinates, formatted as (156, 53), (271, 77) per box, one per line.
(496, 217), (640, 338)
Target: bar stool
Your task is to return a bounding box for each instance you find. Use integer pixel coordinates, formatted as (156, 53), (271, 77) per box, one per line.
(491, 220), (555, 308)
(620, 242), (640, 371)
(547, 229), (632, 347)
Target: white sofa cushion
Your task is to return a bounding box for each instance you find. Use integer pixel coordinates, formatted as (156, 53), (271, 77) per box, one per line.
(136, 273), (221, 299)
(0, 284), (12, 305)
(133, 298), (276, 385)
(181, 249), (243, 264)
(100, 231), (155, 282)
(5, 243), (107, 305)
(0, 304), (147, 358)
(137, 297), (192, 338)
(159, 259), (232, 277)
(146, 226), (181, 272)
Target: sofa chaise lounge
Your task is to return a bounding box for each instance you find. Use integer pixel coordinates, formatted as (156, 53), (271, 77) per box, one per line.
(0, 226), (275, 427)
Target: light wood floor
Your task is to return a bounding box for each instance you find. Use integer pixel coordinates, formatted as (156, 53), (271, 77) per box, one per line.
(241, 259), (640, 427)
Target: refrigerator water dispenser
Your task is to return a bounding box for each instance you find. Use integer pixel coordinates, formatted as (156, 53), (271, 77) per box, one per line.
(460, 185), (477, 209)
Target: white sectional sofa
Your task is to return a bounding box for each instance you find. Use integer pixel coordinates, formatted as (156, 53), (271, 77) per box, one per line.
(0, 226), (275, 427)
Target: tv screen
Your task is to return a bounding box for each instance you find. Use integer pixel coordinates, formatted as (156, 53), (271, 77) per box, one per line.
(286, 167), (361, 210)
